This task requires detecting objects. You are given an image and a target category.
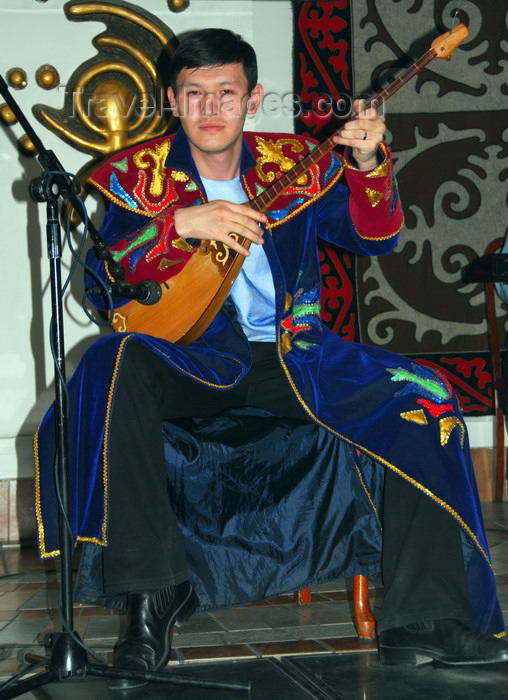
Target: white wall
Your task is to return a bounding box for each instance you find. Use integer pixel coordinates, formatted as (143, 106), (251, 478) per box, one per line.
(0, 0), (292, 479)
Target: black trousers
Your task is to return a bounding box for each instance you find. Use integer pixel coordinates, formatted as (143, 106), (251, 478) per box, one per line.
(103, 340), (472, 631)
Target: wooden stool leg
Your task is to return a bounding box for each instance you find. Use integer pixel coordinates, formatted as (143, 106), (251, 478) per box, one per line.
(353, 574), (376, 640)
(296, 587), (311, 605)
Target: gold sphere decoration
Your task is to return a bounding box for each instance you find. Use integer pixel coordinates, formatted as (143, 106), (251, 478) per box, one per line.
(0, 104), (17, 125)
(36, 65), (60, 90)
(7, 68), (27, 89)
(169, 0), (188, 11)
(18, 135), (37, 157)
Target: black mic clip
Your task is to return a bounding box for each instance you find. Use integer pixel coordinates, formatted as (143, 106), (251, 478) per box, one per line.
(86, 279), (162, 306)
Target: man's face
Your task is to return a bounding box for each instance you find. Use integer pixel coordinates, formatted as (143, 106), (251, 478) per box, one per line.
(167, 63), (262, 159)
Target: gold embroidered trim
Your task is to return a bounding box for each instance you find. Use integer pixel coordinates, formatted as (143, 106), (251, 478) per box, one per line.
(365, 187), (383, 207)
(254, 136), (305, 184)
(171, 237), (194, 252)
(35, 335), (246, 559)
(33, 421), (53, 557)
(353, 459), (382, 530)
(353, 214), (405, 241)
(104, 260), (115, 283)
(401, 409), (428, 425)
(344, 141), (389, 171)
(158, 257), (183, 270)
(133, 140), (171, 197)
(366, 160), (389, 179)
(284, 292), (293, 312)
(152, 346), (246, 389)
(440, 416), (465, 447)
(34, 336), (130, 557)
(100, 334), (132, 547)
(281, 330), (292, 356)
(275, 334), (495, 576)
(171, 170), (189, 182)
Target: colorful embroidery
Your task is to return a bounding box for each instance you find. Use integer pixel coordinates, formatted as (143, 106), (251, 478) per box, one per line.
(111, 223), (158, 264)
(285, 166), (320, 198)
(269, 197), (306, 222)
(324, 152), (342, 185)
(110, 171), (138, 210)
(132, 139), (171, 198)
(128, 239), (153, 274)
(388, 364), (465, 448)
(241, 132), (346, 228)
(416, 398), (454, 418)
(387, 365), (449, 403)
(254, 136), (306, 184)
(145, 215), (175, 262)
(133, 171), (178, 214)
(276, 336), (494, 577)
(293, 284), (321, 331)
(111, 156), (128, 173)
(281, 284), (321, 351)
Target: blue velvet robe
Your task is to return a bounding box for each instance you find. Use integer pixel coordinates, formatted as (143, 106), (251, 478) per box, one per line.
(34, 128), (505, 635)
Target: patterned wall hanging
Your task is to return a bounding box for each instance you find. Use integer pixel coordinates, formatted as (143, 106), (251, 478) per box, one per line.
(292, 0), (508, 416)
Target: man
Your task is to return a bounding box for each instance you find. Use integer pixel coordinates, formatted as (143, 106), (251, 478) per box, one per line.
(35, 28), (508, 688)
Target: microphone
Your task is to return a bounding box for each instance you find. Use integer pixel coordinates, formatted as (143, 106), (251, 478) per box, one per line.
(87, 279), (162, 306)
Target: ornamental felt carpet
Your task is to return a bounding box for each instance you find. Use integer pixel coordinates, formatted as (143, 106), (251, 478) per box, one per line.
(292, 0), (508, 416)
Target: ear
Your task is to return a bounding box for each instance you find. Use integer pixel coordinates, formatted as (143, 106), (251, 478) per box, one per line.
(246, 83), (263, 116)
(167, 86), (179, 117)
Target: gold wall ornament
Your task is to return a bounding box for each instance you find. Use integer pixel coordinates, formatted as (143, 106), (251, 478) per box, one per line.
(6, 68), (27, 89)
(168, 0), (190, 11)
(32, 1), (179, 222)
(18, 135), (37, 157)
(35, 65), (60, 90)
(0, 104), (17, 125)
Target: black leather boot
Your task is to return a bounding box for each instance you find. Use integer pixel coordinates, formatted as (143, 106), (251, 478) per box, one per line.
(108, 580), (199, 690)
(378, 619), (508, 666)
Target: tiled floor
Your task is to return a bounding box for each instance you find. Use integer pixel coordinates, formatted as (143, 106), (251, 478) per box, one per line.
(0, 502), (507, 698)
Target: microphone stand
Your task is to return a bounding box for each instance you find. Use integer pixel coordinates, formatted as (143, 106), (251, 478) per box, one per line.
(0, 76), (249, 697)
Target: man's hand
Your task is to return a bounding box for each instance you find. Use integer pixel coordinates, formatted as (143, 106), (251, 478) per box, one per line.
(174, 200), (267, 256)
(332, 99), (386, 171)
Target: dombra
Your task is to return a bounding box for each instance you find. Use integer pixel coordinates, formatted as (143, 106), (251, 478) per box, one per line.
(109, 24), (469, 347)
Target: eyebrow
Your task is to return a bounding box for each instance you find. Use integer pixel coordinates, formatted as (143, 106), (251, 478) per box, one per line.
(178, 79), (242, 89)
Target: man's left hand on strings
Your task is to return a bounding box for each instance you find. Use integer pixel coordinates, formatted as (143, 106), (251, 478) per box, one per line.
(333, 99), (386, 171)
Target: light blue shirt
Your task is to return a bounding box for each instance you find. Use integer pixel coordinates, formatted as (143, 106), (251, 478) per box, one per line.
(200, 176), (276, 342)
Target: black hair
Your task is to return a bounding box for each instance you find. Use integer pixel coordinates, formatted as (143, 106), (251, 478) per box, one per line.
(168, 28), (258, 93)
